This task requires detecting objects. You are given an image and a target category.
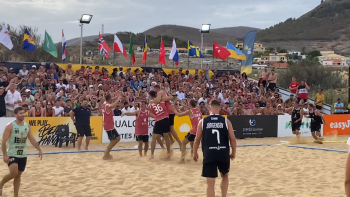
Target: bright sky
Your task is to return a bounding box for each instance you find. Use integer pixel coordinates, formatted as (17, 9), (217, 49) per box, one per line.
(1, 0), (320, 42)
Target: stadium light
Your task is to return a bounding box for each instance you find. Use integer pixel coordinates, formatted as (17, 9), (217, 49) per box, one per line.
(200, 24), (211, 69)
(79, 14), (93, 65)
(80, 14), (93, 24)
(201, 24), (211, 33)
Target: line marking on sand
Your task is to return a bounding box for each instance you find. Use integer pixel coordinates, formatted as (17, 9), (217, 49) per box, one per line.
(0, 143), (346, 156)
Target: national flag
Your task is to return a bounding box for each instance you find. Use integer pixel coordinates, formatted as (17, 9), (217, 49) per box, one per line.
(169, 38), (179, 66)
(188, 40), (204, 58)
(129, 36), (135, 65)
(226, 42), (246, 60)
(142, 36), (148, 63)
(23, 28), (36, 51)
(113, 34), (127, 57)
(241, 31), (257, 74)
(98, 32), (111, 59)
(44, 31), (58, 58)
(0, 25), (13, 50)
(62, 30), (67, 62)
(213, 41), (230, 60)
(159, 37), (166, 65)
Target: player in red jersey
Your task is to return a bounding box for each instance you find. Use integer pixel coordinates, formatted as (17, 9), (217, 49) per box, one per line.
(102, 94), (121, 160)
(149, 90), (172, 159)
(151, 85), (181, 147)
(173, 99), (202, 163)
(122, 101), (150, 157)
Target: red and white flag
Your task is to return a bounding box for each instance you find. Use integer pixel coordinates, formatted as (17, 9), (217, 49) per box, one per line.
(98, 32), (111, 59)
(0, 25), (13, 50)
(114, 34), (127, 58)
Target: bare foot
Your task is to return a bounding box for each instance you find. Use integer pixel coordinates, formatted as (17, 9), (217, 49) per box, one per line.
(144, 152), (147, 156)
(84, 146), (88, 150)
(77, 148), (81, 151)
(318, 137), (324, 141)
(179, 158), (185, 164)
(314, 140), (323, 144)
(102, 154), (113, 160)
(150, 155), (154, 159)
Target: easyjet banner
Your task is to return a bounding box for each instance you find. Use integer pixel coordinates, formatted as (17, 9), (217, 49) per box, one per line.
(323, 114), (350, 136)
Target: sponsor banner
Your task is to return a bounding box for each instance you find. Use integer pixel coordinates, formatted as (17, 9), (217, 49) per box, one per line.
(228, 115), (278, 138)
(102, 116), (154, 143)
(323, 114), (350, 136)
(277, 114), (323, 137)
(0, 118), (16, 147)
(26, 117), (103, 145)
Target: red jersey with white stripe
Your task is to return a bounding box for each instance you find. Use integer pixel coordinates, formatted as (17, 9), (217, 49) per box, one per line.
(160, 90), (174, 114)
(102, 102), (114, 131)
(149, 102), (169, 121)
(190, 108), (202, 135)
(135, 110), (149, 135)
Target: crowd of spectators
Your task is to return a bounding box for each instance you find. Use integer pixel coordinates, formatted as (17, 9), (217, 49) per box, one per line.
(0, 61), (332, 118)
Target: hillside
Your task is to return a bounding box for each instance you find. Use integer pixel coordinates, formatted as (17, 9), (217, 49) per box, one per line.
(143, 25), (237, 46)
(211, 26), (260, 39)
(256, 0), (350, 55)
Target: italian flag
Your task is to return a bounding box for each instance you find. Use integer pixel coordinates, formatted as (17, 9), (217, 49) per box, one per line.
(129, 36), (135, 65)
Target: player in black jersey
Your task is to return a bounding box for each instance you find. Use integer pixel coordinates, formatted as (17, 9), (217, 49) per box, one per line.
(193, 100), (236, 197)
(305, 103), (327, 144)
(286, 101), (304, 138)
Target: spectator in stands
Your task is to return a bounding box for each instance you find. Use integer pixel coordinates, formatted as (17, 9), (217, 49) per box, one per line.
(334, 98), (344, 114)
(267, 69), (277, 91)
(289, 77), (299, 95)
(296, 80), (310, 103)
(28, 102), (42, 117)
(259, 67), (269, 87)
(53, 99), (64, 117)
(284, 94), (295, 108)
(5, 83), (21, 117)
(19, 64), (29, 78)
(0, 85), (9, 117)
(315, 89), (324, 110)
(42, 101), (54, 117)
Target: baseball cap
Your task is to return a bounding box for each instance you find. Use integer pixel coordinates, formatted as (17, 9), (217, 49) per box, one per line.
(41, 62), (46, 65)
(119, 66), (123, 68)
(89, 85), (93, 88)
(25, 89), (31, 93)
(9, 68), (13, 70)
(17, 73), (22, 77)
(98, 84), (103, 87)
(32, 65), (36, 68)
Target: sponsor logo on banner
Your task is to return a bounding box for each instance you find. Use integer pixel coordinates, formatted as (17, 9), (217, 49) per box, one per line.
(323, 115), (350, 136)
(243, 119), (263, 136)
(26, 117), (103, 145)
(102, 116), (154, 143)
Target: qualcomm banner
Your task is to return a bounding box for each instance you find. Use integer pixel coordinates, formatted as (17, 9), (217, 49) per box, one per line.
(277, 114), (323, 137)
(102, 116), (155, 143)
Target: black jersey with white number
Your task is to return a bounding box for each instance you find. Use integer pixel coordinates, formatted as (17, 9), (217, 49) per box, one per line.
(309, 110), (323, 124)
(292, 108), (301, 122)
(201, 115), (230, 163)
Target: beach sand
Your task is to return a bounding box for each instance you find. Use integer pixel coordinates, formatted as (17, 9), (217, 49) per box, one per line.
(0, 136), (348, 197)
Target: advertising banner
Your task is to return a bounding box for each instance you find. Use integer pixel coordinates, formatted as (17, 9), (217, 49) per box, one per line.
(228, 115), (278, 138)
(26, 117), (103, 145)
(323, 114), (350, 136)
(102, 116), (154, 143)
(277, 114), (323, 137)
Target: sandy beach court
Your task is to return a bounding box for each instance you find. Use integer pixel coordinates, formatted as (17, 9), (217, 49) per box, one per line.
(0, 136), (348, 197)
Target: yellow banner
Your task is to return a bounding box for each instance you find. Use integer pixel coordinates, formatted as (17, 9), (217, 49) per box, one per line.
(25, 117), (103, 145)
(56, 64), (142, 75)
(173, 115), (227, 140)
(162, 68), (214, 79)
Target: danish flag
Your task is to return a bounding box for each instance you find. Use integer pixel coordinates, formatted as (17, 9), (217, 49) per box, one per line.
(98, 32), (111, 59)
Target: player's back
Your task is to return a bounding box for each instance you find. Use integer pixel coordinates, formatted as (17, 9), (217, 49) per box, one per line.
(149, 102), (169, 121)
(102, 102), (114, 131)
(190, 108), (202, 135)
(201, 114), (230, 163)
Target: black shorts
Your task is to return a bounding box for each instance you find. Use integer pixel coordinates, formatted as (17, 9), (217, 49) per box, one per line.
(106, 128), (120, 140)
(311, 123), (321, 132)
(8, 157), (27, 172)
(292, 121), (301, 131)
(185, 132), (196, 142)
(75, 125), (92, 137)
(136, 135), (149, 142)
(202, 160), (230, 178)
(169, 114), (175, 126)
(153, 118), (170, 135)
(316, 105), (322, 110)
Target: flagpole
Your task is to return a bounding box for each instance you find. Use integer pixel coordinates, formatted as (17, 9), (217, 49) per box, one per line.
(187, 40), (190, 69)
(130, 34), (132, 67)
(24, 51), (26, 62)
(227, 58), (229, 70)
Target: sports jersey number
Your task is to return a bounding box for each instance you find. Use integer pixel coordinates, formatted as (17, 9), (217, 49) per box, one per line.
(153, 104), (163, 114)
(17, 150), (23, 155)
(212, 129), (220, 144)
